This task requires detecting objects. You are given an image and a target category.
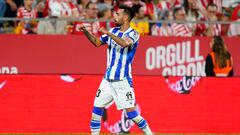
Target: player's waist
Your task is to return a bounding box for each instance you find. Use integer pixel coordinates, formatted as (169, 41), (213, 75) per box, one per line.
(106, 79), (120, 82)
(104, 76), (132, 81)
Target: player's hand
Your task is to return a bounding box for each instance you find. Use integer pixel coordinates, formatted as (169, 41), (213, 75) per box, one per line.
(78, 23), (86, 31)
(123, 37), (133, 46)
(98, 27), (108, 34)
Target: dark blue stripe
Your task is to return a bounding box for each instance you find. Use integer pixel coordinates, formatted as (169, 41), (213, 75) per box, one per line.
(100, 35), (108, 44)
(138, 119), (147, 129)
(108, 31), (123, 66)
(90, 120), (101, 129)
(108, 43), (111, 57)
(107, 47), (116, 79)
(126, 75), (133, 87)
(127, 110), (138, 119)
(118, 32), (123, 37)
(124, 41), (138, 83)
(124, 47), (130, 75)
(109, 47), (116, 67)
(91, 126), (101, 129)
(106, 28), (119, 79)
(126, 42), (138, 87)
(114, 48), (124, 80)
(105, 45), (112, 79)
(107, 30), (123, 80)
(129, 36), (135, 43)
(92, 107), (103, 116)
(114, 32), (124, 80)
(112, 27), (119, 34)
(124, 47), (132, 87)
(129, 42), (138, 60)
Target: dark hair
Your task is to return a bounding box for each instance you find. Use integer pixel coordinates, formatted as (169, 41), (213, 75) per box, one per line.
(132, 4), (142, 14)
(119, 5), (135, 21)
(212, 36), (232, 68)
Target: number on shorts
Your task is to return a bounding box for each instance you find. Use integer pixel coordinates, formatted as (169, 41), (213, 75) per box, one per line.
(126, 91), (133, 100)
(96, 89), (101, 97)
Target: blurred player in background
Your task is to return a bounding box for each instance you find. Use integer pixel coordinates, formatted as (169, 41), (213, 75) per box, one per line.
(78, 5), (153, 135)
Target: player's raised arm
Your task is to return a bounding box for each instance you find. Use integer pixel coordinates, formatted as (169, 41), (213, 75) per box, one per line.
(99, 27), (132, 48)
(79, 23), (104, 47)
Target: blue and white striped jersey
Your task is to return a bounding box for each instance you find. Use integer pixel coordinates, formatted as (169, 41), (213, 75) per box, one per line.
(100, 27), (139, 83)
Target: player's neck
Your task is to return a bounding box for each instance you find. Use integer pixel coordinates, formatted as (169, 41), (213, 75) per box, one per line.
(120, 23), (130, 32)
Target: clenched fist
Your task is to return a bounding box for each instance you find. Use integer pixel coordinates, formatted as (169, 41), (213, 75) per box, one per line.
(78, 23), (86, 31)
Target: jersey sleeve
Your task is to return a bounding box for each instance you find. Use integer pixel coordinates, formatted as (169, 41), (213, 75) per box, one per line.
(100, 34), (108, 44)
(100, 28), (114, 44)
(125, 30), (140, 45)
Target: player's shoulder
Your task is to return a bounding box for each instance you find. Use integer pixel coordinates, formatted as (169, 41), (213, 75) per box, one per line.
(127, 27), (139, 35)
(109, 27), (121, 34)
(109, 27), (116, 33)
(128, 27), (137, 32)
(127, 27), (139, 39)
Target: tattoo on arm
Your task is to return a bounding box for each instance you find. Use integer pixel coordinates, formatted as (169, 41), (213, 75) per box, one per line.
(108, 32), (131, 47)
(83, 28), (103, 47)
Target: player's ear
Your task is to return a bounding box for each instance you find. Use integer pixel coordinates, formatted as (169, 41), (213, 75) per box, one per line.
(123, 14), (129, 22)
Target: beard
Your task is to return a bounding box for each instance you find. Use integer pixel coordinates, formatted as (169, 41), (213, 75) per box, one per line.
(115, 23), (121, 27)
(114, 19), (122, 27)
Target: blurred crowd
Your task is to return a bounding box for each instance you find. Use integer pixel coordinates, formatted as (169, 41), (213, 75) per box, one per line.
(0, 0), (240, 36)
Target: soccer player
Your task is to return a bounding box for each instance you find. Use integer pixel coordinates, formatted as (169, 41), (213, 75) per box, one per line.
(78, 5), (153, 135)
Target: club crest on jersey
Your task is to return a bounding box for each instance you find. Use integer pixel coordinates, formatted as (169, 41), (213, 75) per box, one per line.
(133, 31), (138, 39)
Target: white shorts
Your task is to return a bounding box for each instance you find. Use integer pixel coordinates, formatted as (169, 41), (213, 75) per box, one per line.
(93, 78), (135, 110)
